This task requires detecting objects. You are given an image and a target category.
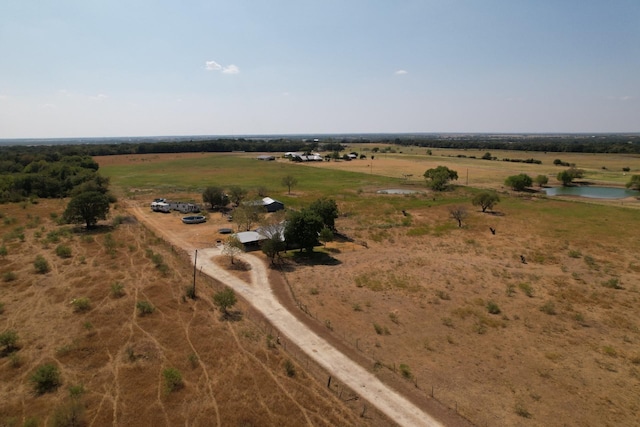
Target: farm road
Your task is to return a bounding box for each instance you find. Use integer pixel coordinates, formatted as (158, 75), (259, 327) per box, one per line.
(127, 203), (443, 426)
(197, 247), (442, 427)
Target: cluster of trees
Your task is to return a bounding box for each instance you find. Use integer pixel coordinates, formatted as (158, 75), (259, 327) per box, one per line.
(0, 154), (106, 203)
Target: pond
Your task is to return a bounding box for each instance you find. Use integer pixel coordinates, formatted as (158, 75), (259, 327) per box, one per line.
(377, 189), (422, 195)
(543, 186), (638, 199)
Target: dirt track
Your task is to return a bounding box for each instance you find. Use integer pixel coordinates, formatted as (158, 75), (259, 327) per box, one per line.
(126, 203), (445, 427)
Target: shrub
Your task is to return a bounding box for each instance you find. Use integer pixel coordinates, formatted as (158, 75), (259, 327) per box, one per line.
(399, 363), (412, 379)
(486, 300), (501, 315)
(163, 368), (183, 392)
(71, 297), (91, 313)
(540, 300), (557, 315)
(34, 255), (50, 274)
(0, 244), (7, 257)
(505, 284), (516, 297)
(284, 359), (296, 377)
(0, 302), (4, 314)
(602, 278), (623, 289)
(185, 285), (197, 300)
(55, 244), (72, 258)
(568, 249), (582, 258)
(30, 363), (61, 394)
(136, 301), (155, 316)
(0, 329), (19, 353)
(2, 271), (16, 282)
(110, 282), (125, 298)
(518, 282), (534, 297)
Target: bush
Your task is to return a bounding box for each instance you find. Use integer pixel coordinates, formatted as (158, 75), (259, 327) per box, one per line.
(0, 244), (7, 257)
(540, 301), (557, 315)
(55, 244), (72, 258)
(602, 278), (623, 289)
(518, 282), (534, 297)
(110, 282), (125, 298)
(486, 300), (501, 314)
(0, 329), (19, 353)
(136, 301), (155, 316)
(71, 297), (91, 313)
(284, 359), (296, 377)
(2, 271), (17, 282)
(399, 363), (412, 379)
(163, 368), (183, 392)
(30, 363), (61, 394)
(34, 255), (50, 274)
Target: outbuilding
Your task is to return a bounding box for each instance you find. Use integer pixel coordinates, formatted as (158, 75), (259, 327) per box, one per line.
(262, 197), (284, 212)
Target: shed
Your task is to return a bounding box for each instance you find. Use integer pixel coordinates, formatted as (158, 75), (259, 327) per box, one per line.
(261, 197), (284, 212)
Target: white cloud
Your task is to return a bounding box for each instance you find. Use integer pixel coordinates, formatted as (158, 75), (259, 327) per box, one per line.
(205, 60), (239, 74)
(205, 60), (222, 71)
(394, 69), (408, 75)
(222, 64), (240, 74)
(91, 93), (108, 101)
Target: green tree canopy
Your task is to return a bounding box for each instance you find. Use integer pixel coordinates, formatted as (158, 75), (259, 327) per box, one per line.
(213, 287), (237, 317)
(423, 166), (458, 191)
(63, 191), (110, 228)
(471, 191), (500, 213)
(504, 174), (533, 191)
(309, 198), (339, 231)
(557, 167), (584, 186)
(228, 186), (247, 206)
(202, 186), (229, 210)
(534, 174), (549, 187)
(284, 209), (323, 252)
(626, 174), (640, 191)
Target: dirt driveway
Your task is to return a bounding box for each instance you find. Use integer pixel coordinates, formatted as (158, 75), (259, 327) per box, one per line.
(125, 202), (450, 427)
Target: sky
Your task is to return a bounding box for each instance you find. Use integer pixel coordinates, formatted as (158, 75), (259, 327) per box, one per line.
(1, 0), (639, 138)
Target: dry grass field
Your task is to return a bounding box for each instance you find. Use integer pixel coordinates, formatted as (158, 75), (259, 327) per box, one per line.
(2, 149), (639, 426)
(0, 199), (368, 426)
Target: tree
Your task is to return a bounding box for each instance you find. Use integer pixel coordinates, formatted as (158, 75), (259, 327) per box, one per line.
(202, 186), (228, 210)
(449, 206), (467, 228)
(281, 175), (298, 195)
(261, 234), (285, 264)
(423, 166), (458, 191)
(228, 186), (247, 206)
(222, 235), (244, 264)
(259, 219), (286, 264)
(557, 167), (584, 186)
(319, 227), (334, 247)
(63, 191), (110, 228)
(30, 363), (61, 394)
(504, 174), (532, 191)
(309, 198), (339, 231)
(213, 287), (237, 317)
(284, 209), (323, 252)
(534, 174), (549, 187)
(482, 152), (492, 160)
(626, 174), (640, 191)
(233, 203), (265, 231)
(472, 191), (500, 212)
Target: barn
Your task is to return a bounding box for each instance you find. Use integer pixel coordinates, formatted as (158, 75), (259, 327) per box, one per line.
(262, 197), (284, 212)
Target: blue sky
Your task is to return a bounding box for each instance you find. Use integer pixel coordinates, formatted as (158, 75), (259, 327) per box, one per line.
(1, 0), (638, 138)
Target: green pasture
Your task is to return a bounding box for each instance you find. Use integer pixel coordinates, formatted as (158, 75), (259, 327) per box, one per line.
(100, 152), (638, 247)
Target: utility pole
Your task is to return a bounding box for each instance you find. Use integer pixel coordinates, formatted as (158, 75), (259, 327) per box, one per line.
(192, 249), (198, 298)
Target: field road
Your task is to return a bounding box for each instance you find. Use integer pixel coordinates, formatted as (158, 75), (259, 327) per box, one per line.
(197, 247), (443, 427)
(126, 203), (449, 426)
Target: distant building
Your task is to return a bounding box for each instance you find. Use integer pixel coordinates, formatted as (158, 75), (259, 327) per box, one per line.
(245, 197), (284, 212)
